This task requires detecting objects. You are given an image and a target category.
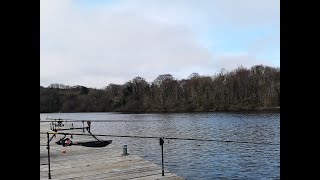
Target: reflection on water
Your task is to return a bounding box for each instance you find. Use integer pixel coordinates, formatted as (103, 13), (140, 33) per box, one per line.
(40, 112), (280, 180)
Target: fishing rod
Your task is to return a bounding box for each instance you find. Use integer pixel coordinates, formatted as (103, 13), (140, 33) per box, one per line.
(40, 132), (159, 139)
(41, 118), (159, 123)
(52, 127), (87, 131)
(40, 132), (279, 146)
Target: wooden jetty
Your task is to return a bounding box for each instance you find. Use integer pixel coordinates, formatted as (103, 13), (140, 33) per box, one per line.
(40, 122), (184, 180)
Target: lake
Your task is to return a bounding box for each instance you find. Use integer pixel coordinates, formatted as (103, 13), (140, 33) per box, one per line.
(40, 112), (280, 180)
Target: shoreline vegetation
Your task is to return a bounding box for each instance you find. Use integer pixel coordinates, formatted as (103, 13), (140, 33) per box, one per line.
(40, 65), (280, 113)
(42, 108), (280, 114)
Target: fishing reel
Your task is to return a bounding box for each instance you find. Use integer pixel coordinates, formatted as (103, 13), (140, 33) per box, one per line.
(55, 135), (72, 147)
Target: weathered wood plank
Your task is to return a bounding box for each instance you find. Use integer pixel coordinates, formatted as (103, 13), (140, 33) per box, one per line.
(40, 122), (184, 180)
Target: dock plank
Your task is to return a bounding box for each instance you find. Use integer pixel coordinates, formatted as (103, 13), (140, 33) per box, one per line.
(40, 122), (184, 179)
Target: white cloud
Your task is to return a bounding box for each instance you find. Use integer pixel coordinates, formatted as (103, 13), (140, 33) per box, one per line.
(213, 52), (272, 71)
(108, 0), (280, 29)
(40, 0), (279, 88)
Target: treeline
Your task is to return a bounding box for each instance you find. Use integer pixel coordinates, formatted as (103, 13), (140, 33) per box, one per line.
(40, 65), (280, 113)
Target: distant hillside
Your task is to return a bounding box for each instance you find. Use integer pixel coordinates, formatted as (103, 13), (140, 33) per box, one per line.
(40, 65), (280, 113)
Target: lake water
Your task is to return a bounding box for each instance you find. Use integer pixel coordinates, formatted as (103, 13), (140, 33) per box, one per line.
(40, 112), (280, 180)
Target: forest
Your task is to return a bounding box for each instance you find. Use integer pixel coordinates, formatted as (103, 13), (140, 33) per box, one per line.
(40, 65), (280, 113)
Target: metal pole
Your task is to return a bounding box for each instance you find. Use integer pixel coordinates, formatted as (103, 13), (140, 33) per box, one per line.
(71, 123), (74, 139)
(47, 132), (51, 179)
(160, 137), (164, 176)
(82, 121), (84, 132)
(161, 143), (164, 176)
(122, 145), (128, 155)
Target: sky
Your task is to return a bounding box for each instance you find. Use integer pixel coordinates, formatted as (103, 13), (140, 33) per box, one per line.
(40, 0), (280, 88)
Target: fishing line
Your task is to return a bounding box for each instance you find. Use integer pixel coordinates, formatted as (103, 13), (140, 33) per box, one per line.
(40, 132), (279, 146)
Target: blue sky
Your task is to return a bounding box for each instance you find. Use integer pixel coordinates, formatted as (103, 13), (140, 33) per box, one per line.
(40, 0), (279, 88)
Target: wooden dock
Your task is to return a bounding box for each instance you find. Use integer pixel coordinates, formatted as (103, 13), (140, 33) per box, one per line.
(40, 122), (184, 180)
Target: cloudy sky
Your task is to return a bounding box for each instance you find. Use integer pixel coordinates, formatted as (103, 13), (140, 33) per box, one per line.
(40, 0), (280, 88)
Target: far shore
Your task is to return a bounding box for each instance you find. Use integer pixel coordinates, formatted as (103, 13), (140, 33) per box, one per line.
(40, 107), (280, 114)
